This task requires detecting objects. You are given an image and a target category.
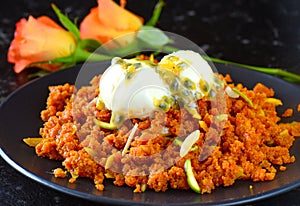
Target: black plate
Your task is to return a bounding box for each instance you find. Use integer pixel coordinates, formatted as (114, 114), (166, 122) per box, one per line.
(1, 61), (300, 205)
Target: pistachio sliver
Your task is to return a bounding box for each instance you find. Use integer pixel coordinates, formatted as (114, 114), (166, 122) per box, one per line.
(105, 154), (115, 170)
(69, 172), (79, 183)
(104, 172), (114, 178)
(141, 183), (147, 192)
(84, 147), (95, 157)
(94, 118), (117, 130)
(265, 98), (283, 106)
(231, 88), (254, 107)
(184, 159), (201, 193)
(174, 138), (183, 146)
(23, 137), (42, 147)
(215, 114), (228, 121)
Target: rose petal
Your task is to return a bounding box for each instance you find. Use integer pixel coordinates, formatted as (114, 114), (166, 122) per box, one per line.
(80, 0), (143, 44)
(8, 16), (76, 73)
(97, 0), (143, 30)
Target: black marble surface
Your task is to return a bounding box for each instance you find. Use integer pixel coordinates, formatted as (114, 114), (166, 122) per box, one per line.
(1, 0), (300, 205)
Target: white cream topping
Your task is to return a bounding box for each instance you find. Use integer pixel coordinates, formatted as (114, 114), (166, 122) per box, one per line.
(98, 50), (216, 126)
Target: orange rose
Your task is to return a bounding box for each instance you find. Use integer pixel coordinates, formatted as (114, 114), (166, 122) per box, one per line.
(79, 0), (143, 44)
(8, 16), (76, 73)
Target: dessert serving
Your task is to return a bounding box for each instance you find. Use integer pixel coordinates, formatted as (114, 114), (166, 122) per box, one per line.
(24, 50), (300, 194)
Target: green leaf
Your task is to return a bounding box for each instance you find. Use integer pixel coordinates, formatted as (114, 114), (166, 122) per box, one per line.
(51, 4), (80, 40)
(146, 0), (165, 26)
(137, 26), (170, 48)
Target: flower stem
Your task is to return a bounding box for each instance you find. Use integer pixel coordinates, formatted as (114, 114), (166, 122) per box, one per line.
(75, 50), (112, 62)
(52, 49), (111, 64)
(203, 56), (300, 83)
(146, 0), (165, 26)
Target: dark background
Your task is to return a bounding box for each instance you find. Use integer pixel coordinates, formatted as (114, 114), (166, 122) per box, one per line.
(1, 0), (300, 205)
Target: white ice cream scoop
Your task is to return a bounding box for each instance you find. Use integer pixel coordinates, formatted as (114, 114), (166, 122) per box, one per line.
(159, 50), (215, 97)
(98, 57), (170, 125)
(98, 50), (216, 126)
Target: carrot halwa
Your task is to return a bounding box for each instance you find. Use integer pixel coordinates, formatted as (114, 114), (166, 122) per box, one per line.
(32, 70), (300, 194)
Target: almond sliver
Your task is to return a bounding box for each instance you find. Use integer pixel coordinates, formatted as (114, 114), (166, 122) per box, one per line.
(180, 130), (200, 157)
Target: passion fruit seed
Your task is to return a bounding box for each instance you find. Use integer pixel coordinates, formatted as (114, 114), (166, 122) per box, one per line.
(183, 78), (196, 90)
(199, 79), (209, 93)
(96, 98), (105, 110)
(176, 61), (188, 69)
